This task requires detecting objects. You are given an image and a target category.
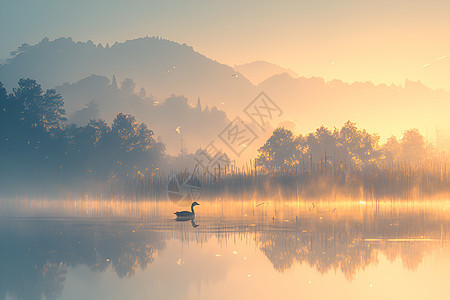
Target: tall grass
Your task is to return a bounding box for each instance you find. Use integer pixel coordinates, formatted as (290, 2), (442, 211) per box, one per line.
(92, 156), (450, 201)
(3, 157), (448, 201)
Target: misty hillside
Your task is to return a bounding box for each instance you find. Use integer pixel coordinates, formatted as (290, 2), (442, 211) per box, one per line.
(56, 75), (237, 155)
(234, 60), (298, 85)
(1, 36), (449, 147)
(0, 37), (256, 113)
(259, 73), (450, 142)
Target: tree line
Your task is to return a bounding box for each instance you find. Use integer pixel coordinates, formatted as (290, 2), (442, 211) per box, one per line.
(1, 78), (444, 197)
(0, 79), (164, 192)
(256, 123), (432, 172)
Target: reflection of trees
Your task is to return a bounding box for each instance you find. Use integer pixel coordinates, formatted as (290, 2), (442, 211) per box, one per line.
(258, 225), (378, 281)
(380, 242), (428, 272)
(1, 206), (449, 298)
(256, 210), (450, 281)
(0, 221), (165, 300)
(163, 207), (449, 282)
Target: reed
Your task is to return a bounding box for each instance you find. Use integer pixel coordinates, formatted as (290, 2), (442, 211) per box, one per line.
(4, 156), (448, 202)
(92, 156), (450, 201)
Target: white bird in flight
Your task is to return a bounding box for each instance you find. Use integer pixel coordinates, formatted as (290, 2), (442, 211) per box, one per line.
(176, 126), (181, 134)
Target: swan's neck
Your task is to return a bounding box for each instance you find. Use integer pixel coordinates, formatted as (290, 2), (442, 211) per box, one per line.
(191, 204), (195, 214)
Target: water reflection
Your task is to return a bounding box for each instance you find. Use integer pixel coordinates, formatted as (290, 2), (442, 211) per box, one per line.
(0, 199), (449, 299)
(0, 220), (165, 300)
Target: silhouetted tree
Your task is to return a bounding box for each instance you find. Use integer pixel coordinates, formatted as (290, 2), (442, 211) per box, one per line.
(12, 78), (66, 132)
(139, 87), (146, 98)
(382, 136), (401, 164)
(111, 75), (118, 89)
(0, 82), (8, 134)
(69, 101), (100, 126)
(401, 129), (426, 162)
(120, 78), (135, 95)
(257, 121), (381, 172)
(338, 121), (380, 165)
(111, 113), (154, 152)
(305, 126), (338, 163)
(256, 128), (305, 171)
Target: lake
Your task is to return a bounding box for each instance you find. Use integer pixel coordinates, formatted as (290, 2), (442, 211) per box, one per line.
(1, 198), (450, 299)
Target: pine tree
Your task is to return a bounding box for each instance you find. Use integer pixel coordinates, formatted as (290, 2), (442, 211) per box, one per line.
(196, 97), (202, 111)
(111, 75), (118, 89)
(139, 87), (146, 98)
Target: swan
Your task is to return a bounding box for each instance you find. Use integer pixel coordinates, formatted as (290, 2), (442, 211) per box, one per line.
(174, 202), (199, 220)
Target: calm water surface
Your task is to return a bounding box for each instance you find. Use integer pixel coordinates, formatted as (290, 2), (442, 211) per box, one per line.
(1, 198), (450, 300)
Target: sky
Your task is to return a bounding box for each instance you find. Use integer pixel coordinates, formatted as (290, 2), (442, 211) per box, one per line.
(1, 0), (449, 90)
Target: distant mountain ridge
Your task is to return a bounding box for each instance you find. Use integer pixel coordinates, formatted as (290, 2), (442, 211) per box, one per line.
(259, 73), (450, 141)
(234, 60), (298, 85)
(0, 37), (256, 113)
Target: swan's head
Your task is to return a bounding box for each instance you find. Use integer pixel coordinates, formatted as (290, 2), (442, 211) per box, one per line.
(192, 201), (200, 207)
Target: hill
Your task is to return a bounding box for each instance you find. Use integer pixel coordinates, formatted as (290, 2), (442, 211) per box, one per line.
(0, 37), (256, 114)
(234, 60), (298, 85)
(259, 73), (450, 141)
(56, 75), (236, 155)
